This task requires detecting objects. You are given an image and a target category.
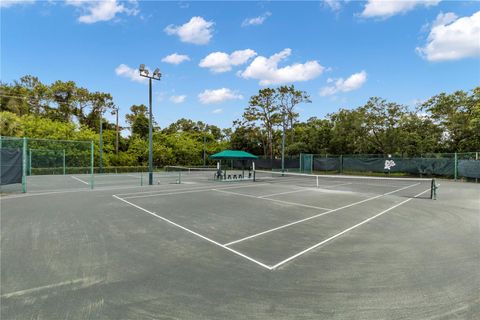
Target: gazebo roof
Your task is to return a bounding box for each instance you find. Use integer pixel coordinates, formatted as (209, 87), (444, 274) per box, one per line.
(208, 150), (258, 160)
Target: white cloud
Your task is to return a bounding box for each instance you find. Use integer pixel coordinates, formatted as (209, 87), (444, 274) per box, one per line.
(239, 48), (324, 85)
(199, 49), (257, 73)
(162, 53), (191, 65)
(361, 0), (440, 19)
(198, 88), (243, 104)
(115, 64), (147, 83)
(319, 71), (367, 96)
(164, 16), (214, 45)
(241, 12), (271, 27)
(324, 0), (343, 11)
(416, 11), (480, 61)
(65, 0), (139, 24)
(1, 0), (35, 8)
(170, 95), (186, 104)
(212, 108), (223, 114)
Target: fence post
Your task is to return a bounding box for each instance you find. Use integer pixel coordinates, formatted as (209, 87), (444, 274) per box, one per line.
(22, 137), (27, 193)
(454, 152), (458, 181)
(476, 152), (479, 183)
(28, 148), (32, 176)
(340, 155), (343, 174)
(90, 141), (94, 189)
(299, 153), (303, 173)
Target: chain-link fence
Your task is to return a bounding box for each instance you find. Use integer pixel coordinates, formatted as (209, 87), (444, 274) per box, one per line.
(0, 136), (93, 193)
(304, 153), (479, 181)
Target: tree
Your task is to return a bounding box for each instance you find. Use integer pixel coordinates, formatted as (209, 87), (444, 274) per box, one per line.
(242, 88), (281, 158)
(329, 108), (369, 154)
(230, 120), (265, 155)
(125, 104), (150, 138)
(292, 117), (333, 154)
(420, 87), (480, 152)
(276, 85), (311, 144)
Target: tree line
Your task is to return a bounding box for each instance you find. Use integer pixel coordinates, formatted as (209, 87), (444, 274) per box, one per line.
(1, 75), (478, 168)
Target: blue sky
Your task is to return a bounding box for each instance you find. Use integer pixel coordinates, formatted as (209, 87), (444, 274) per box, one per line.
(2, 0), (479, 129)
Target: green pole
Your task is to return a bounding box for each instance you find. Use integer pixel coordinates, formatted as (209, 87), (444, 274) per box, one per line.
(90, 141), (94, 189)
(454, 152), (458, 181)
(340, 155), (343, 174)
(476, 152), (479, 183)
(22, 137), (27, 193)
(29, 148), (32, 176)
(299, 153), (303, 173)
(63, 149), (66, 175)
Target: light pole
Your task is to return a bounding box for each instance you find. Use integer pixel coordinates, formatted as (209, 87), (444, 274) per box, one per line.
(99, 108), (103, 173)
(281, 115), (286, 173)
(112, 106), (119, 156)
(203, 125), (208, 167)
(139, 64), (161, 185)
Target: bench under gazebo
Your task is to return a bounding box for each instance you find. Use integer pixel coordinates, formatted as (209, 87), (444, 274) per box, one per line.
(208, 150), (258, 181)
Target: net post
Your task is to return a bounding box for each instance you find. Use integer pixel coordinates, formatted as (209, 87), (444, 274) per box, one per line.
(90, 141), (94, 189)
(63, 149), (66, 175)
(178, 171), (181, 184)
(140, 171), (143, 186)
(454, 152), (458, 181)
(22, 137), (27, 193)
(253, 162), (256, 182)
(431, 178), (437, 200)
(316, 175), (319, 188)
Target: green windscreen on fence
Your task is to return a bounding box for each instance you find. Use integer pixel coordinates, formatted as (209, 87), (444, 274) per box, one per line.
(299, 153), (479, 181)
(0, 136), (93, 193)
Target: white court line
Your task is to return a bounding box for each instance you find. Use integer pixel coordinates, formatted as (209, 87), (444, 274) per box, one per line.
(213, 189), (333, 211)
(71, 176), (89, 185)
(112, 195), (272, 270)
(121, 183), (269, 199)
(258, 189), (307, 198)
(258, 182), (355, 198)
(222, 182), (420, 247)
(270, 187), (432, 270)
(0, 184), (176, 200)
(114, 182), (266, 197)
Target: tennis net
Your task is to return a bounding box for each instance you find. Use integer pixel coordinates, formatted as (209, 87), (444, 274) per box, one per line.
(253, 170), (437, 199)
(164, 166), (218, 175)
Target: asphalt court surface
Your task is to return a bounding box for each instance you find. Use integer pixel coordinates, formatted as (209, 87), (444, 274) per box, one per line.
(1, 173), (479, 319)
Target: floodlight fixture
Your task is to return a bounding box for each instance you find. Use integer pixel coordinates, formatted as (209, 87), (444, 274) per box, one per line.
(153, 68), (161, 79)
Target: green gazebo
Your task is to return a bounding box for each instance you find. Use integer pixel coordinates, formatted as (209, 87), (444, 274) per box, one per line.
(208, 150), (257, 180)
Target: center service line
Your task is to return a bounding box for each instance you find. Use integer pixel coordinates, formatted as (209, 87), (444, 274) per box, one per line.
(112, 195), (273, 270)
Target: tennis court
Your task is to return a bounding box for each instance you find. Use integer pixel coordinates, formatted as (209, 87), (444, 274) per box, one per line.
(1, 170), (479, 319)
